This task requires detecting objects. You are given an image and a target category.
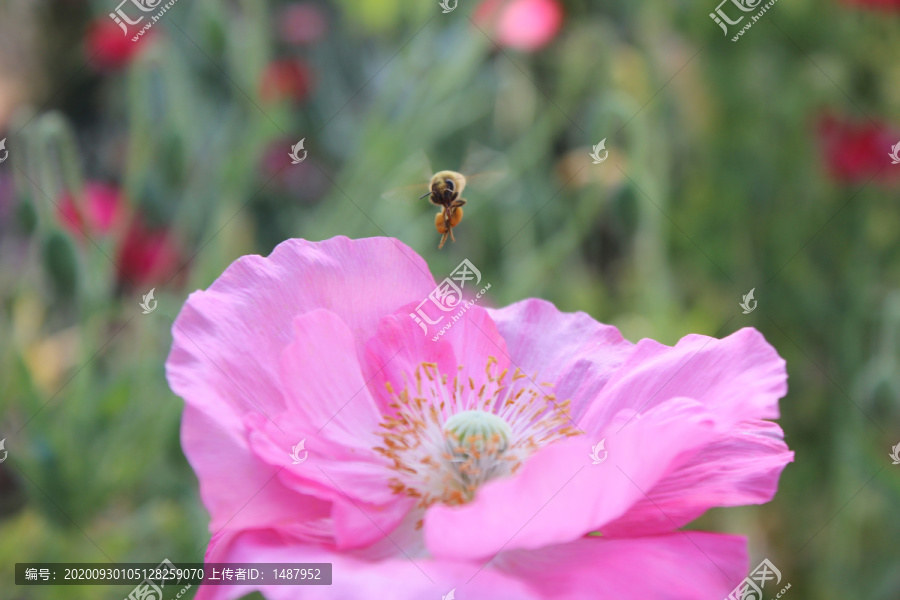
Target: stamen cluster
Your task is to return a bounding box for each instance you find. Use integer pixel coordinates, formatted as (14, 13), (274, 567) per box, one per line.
(374, 357), (580, 511)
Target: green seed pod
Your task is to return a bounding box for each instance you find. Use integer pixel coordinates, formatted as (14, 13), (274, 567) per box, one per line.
(41, 229), (80, 298)
(14, 195), (38, 235)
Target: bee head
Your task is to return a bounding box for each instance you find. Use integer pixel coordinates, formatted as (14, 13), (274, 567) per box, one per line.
(429, 171), (466, 203)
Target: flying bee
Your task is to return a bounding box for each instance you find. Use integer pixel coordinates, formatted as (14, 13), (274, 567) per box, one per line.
(420, 170), (467, 249)
(381, 147), (509, 249)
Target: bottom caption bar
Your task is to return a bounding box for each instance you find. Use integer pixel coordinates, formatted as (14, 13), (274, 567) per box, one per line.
(16, 561), (332, 586)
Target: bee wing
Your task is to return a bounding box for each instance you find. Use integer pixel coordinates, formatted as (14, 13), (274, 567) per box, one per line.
(459, 142), (511, 192)
(380, 150), (435, 201)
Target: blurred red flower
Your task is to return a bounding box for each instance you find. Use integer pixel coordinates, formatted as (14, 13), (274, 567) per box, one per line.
(58, 182), (125, 236)
(116, 218), (185, 289)
(278, 2), (328, 45)
(85, 18), (151, 72)
(818, 113), (899, 184)
(841, 0), (900, 10)
(57, 181), (185, 288)
(474, 0), (564, 52)
(260, 60), (314, 104)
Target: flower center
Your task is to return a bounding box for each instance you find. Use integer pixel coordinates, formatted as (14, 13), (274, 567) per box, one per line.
(374, 357), (580, 512)
(443, 410), (512, 454)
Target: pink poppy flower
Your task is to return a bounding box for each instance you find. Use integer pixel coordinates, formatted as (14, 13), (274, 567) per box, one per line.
(57, 182), (125, 237)
(278, 2), (329, 45)
(818, 113), (899, 184)
(474, 0), (564, 51)
(259, 138), (331, 202)
(167, 236), (792, 599)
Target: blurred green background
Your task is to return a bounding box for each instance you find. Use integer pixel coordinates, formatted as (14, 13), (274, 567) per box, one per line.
(1, 0), (899, 598)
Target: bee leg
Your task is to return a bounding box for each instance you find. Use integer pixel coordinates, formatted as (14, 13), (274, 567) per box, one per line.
(438, 231), (449, 249)
(449, 228), (456, 242)
(442, 208), (452, 233)
(450, 198), (466, 208)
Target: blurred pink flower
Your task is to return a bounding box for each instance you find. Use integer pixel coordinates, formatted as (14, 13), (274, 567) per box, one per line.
(85, 18), (151, 72)
(58, 182), (125, 236)
(278, 2), (328, 45)
(167, 236), (792, 599)
(474, 0), (564, 51)
(818, 113), (899, 184)
(259, 60), (315, 104)
(260, 138), (331, 202)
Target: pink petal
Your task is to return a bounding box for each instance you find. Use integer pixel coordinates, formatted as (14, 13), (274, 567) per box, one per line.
(247, 411), (416, 550)
(181, 406), (331, 533)
(602, 419), (794, 536)
(363, 305), (511, 413)
(330, 497), (417, 549)
(475, 0), (564, 52)
(494, 532), (748, 600)
(497, 0), (564, 51)
(362, 310), (460, 413)
(247, 409), (389, 503)
(194, 528), (543, 600)
(487, 298), (634, 423)
(278, 310), (384, 455)
(242, 309), (411, 546)
(168, 237), (434, 541)
(167, 237), (435, 428)
(424, 398), (719, 560)
(246, 408), (414, 549)
(581, 327), (787, 432)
